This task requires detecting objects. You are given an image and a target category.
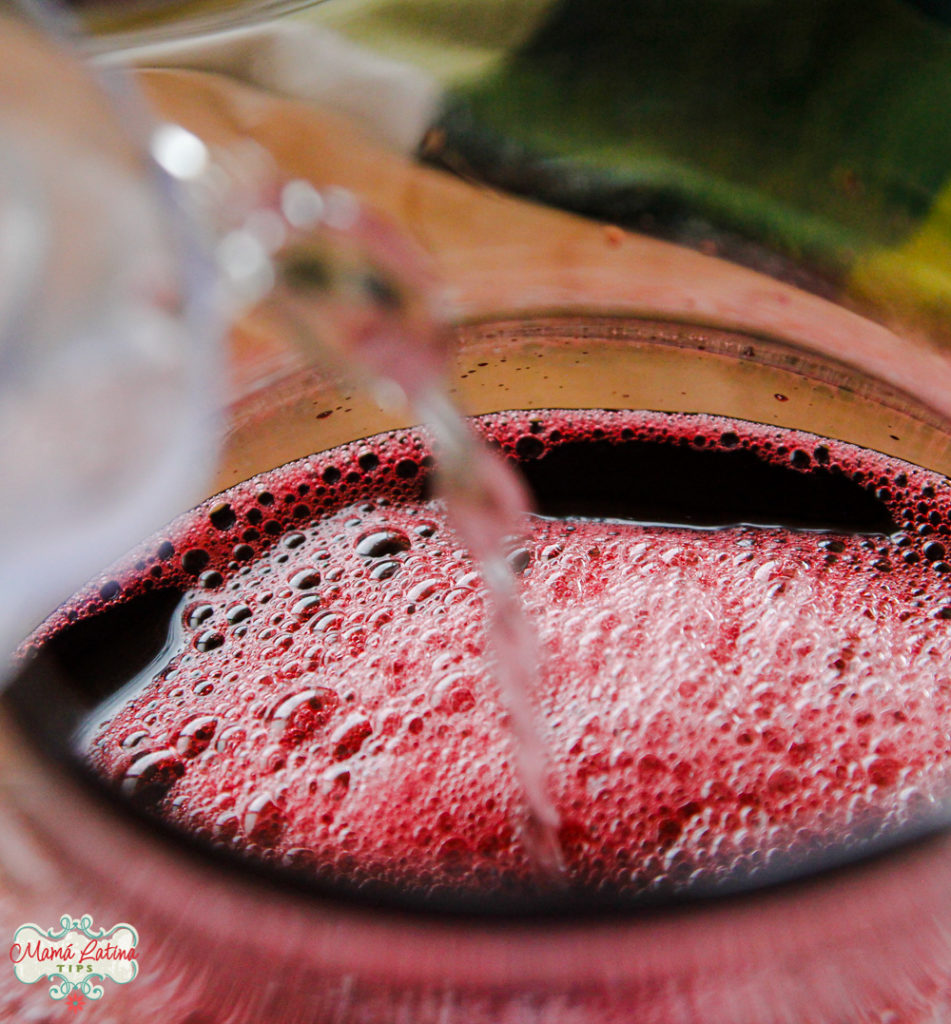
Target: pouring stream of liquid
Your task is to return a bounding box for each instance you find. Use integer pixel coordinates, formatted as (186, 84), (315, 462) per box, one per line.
(231, 179), (564, 880)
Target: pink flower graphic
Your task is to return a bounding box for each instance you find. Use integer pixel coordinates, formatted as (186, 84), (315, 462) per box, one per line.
(65, 989), (85, 1012)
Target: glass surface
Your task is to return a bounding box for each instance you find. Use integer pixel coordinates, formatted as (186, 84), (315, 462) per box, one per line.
(7, 1), (951, 1021)
(0, 1), (220, 661)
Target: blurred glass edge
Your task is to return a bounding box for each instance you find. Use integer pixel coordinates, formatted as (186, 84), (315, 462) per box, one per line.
(0, 0), (222, 660)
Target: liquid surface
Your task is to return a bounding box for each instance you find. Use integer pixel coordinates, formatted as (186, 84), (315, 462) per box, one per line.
(20, 409), (951, 908)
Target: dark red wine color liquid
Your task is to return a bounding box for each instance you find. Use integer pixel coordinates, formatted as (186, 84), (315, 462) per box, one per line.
(22, 409), (951, 907)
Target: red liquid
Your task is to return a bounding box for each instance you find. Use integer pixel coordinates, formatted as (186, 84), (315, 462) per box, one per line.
(22, 409), (951, 907)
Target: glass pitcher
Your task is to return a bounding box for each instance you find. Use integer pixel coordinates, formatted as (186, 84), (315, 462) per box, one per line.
(7, 2), (951, 1022)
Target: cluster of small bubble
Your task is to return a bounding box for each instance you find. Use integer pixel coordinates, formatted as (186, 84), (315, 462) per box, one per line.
(48, 408), (951, 901)
(64, 428), (533, 899)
